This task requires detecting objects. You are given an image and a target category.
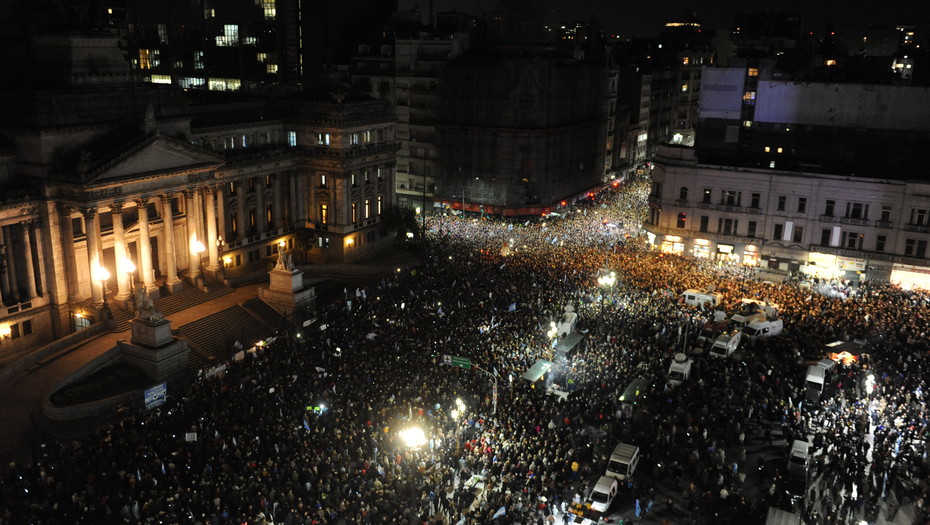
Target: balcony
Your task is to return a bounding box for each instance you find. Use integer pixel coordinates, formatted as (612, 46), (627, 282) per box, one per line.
(875, 220), (893, 229)
(903, 223), (930, 234)
(696, 201), (713, 210)
(820, 215), (838, 223)
(840, 216), (870, 226)
(675, 199), (689, 207)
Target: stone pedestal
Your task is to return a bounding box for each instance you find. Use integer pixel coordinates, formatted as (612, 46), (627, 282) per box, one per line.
(259, 267), (316, 316)
(125, 318), (189, 383)
(131, 317), (173, 348)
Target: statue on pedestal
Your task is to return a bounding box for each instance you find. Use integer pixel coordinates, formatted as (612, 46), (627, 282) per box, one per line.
(134, 286), (164, 322)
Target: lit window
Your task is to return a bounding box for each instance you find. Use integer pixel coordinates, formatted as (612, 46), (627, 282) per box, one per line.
(350, 132), (360, 145)
(777, 147), (783, 154)
(764, 146), (770, 153)
(243, 37), (257, 46)
(288, 131), (297, 147)
(317, 133), (330, 146)
(208, 78), (241, 91)
(320, 204), (328, 224)
(681, 83), (688, 92)
(363, 130), (372, 143)
(266, 64), (278, 74)
(150, 74), (172, 84)
(194, 51), (204, 70)
(262, 0), (276, 19)
(748, 68), (759, 76)
(204, 8), (215, 18)
(743, 120), (752, 127)
(138, 49), (160, 69)
(216, 25), (239, 47)
(351, 203), (358, 223)
(682, 57), (690, 65)
(157, 24), (169, 44)
(742, 91), (756, 104)
(825, 59), (837, 66)
(365, 199), (371, 219)
(257, 53), (268, 63)
(377, 195), (383, 215)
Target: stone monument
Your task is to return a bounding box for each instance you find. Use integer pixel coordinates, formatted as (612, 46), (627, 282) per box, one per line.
(259, 245), (316, 316)
(123, 287), (189, 382)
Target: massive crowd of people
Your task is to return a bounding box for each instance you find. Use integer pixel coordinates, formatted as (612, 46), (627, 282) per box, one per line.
(1, 178), (929, 525)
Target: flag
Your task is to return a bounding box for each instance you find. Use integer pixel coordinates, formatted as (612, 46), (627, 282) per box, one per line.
(160, 461), (166, 475)
(303, 418), (311, 432)
(508, 302), (516, 312)
(492, 506), (507, 519)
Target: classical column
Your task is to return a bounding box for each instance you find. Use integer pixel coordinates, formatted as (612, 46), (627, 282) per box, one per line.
(110, 202), (132, 302)
(236, 180), (247, 239)
(204, 186), (219, 272)
(160, 194), (182, 292)
(272, 173), (284, 231)
(0, 227), (9, 304)
(194, 188), (206, 248)
(135, 198), (157, 294)
(215, 184), (227, 241)
(82, 207), (103, 304)
(254, 176), (266, 234)
(20, 222), (38, 299)
(296, 173), (307, 227)
(184, 190), (200, 278)
(57, 204), (82, 303)
(32, 218), (47, 298)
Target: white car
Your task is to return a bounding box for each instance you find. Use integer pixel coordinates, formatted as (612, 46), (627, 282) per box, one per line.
(588, 475), (618, 512)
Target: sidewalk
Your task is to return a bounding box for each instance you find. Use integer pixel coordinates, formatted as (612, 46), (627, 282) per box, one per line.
(0, 283), (264, 467)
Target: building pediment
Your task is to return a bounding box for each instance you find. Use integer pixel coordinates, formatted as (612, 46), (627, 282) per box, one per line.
(86, 135), (223, 184)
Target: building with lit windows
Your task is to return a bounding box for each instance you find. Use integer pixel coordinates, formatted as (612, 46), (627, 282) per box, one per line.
(646, 60), (930, 288)
(0, 32), (396, 360)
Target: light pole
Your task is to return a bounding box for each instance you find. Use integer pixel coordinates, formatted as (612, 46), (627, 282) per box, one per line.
(216, 236), (226, 281)
(124, 257), (136, 311)
(472, 364), (498, 415)
(192, 239), (205, 287)
(597, 270), (616, 308)
(93, 264), (111, 319)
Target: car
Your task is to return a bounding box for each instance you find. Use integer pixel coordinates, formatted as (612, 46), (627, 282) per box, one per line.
(588, 475), (619, 512)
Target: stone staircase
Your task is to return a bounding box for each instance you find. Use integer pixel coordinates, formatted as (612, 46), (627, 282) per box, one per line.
(109, 282), (235, 333)
(176, 306), (273, 371)
(242, 297), (289, 331)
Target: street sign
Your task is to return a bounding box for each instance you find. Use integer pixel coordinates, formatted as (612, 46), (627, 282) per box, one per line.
(442, 354), (472, 369)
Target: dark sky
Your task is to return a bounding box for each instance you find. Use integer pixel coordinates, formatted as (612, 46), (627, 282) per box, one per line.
(409, 0), (930, 39)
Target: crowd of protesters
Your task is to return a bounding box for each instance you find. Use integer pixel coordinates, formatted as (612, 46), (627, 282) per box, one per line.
(1, 178), (929, 525)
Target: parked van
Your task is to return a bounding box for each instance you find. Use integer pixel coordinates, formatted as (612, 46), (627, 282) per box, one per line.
(588, 475), (619, 512)
(606, 442), (640, 481)
(667, 353), (693, 386)
(787, 439), (810, 477)
(743, 318), (784, 339)
(709, 330), (741, 358)
(681, 288), (723, 309)
(805, 365), (825, 393)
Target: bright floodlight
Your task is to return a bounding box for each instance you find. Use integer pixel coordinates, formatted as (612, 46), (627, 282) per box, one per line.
(124, 258), (136, 274)
(399, 427), (426, 448)
(455, 398), (465, 409)
(451, 409), (458, 420)
(598, 271), (616, 288)
(192, 239), (206, 254)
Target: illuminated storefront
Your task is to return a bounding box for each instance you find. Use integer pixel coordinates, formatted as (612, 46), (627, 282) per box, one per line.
(890, 263), (930, 290)
(715, 243), (739, 263)
(661, 235), (685, 255)
(692, 238), (711, 258)
(741, 245), (760, 266)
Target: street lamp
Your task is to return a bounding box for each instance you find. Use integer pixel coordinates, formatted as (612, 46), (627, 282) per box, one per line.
(124, 257), (136, 310)
(92, 264), (111, 318)
(597, 270), (616, 307)
(192, 239), (205, 282)
(216, 236), (226, 280)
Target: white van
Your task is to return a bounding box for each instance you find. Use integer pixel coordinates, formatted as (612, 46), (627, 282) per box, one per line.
(681, 288), (723, 308)
(667, 353), (693, 386)
(805, 365), (825, 393)
(709, 331), (741, 358)
(588, 475), (619, 512)
(743, 318), (783, 339)
(787, 439), (810, 477)
(606, 442), (640, 481)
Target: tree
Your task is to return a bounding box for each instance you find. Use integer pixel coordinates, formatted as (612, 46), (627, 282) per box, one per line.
(381, 205), (421, 241)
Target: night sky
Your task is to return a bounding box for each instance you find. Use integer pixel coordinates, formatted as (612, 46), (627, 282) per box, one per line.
(409, 0), (930, 39)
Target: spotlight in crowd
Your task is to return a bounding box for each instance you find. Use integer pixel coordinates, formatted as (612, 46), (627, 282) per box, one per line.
(399, 427), (426, 448)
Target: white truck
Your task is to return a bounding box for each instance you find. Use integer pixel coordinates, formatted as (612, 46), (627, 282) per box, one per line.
(709, 330), (742, 358)
(606, 442), (641, 481)
(667, 353), (693, 386)
(681, 288), (724, 308)
(743, 318), (784, 339)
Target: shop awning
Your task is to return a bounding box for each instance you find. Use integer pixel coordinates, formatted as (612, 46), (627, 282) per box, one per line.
(554, 333), (584, 356)
(522, 359), (553, 382)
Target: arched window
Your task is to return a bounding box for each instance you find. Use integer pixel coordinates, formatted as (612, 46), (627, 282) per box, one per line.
(679, 187), (689, 201)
